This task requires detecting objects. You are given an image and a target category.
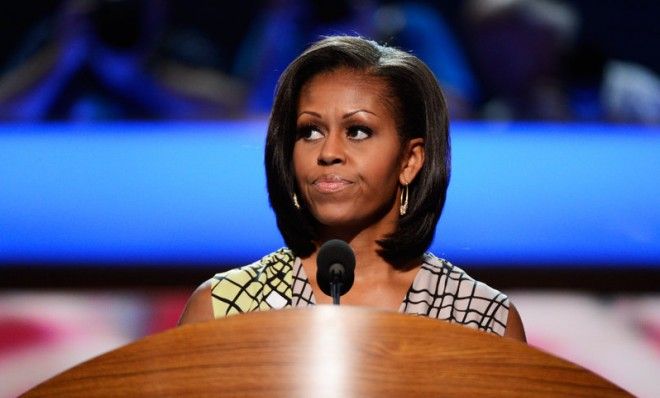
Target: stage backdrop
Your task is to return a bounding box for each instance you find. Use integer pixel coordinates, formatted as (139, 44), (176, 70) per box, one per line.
(1, 121), (659, 268)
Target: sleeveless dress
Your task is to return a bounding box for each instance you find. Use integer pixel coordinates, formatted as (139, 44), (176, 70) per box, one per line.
(210, 248), (510, 336)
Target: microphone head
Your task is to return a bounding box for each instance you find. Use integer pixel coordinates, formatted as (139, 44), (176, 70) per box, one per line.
(316, 239), (356, 297)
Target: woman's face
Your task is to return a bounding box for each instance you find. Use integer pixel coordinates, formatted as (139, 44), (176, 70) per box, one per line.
(293, 68), (409, 234)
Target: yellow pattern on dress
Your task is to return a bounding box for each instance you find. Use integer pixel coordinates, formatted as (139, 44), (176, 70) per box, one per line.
(211, 249), (294, 317)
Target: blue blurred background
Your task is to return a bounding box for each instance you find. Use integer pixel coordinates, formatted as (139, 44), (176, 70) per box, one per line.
(1, 122), (659, 270)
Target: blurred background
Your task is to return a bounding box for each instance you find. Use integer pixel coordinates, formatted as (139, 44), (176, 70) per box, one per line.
(1, 0), (658, 396)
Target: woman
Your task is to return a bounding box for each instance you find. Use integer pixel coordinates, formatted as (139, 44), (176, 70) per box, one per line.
(179, 36), (526, 341)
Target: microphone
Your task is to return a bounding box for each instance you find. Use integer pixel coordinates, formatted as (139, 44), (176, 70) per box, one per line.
(316, 239), (355, 305)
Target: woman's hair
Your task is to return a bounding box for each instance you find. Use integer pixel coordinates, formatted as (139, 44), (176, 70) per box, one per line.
(265, 35), (450, 267)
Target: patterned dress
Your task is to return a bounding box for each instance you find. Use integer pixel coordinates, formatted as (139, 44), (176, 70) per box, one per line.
(211, 248), (510, 336)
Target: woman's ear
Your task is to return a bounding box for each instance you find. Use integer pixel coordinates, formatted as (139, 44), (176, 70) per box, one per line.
(400, 138), (425, 184)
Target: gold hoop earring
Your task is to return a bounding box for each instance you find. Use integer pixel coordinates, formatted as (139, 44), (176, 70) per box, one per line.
(293, 193), (301, 210)
(399, 184), (409, 216)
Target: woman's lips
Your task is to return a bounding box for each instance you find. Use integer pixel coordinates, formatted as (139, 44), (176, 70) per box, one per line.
(312, 175), (352, 193)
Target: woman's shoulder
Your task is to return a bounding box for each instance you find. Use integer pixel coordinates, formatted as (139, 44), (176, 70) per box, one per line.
(407, 252), (510, 336)
(417, 252), (475, 284)
(212, 248), (296, 284)
(420, 252), (506, 298)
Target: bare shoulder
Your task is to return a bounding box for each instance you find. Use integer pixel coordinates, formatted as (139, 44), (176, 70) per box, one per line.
(503, 302), (527, 343)
(178, 278), (215, 326)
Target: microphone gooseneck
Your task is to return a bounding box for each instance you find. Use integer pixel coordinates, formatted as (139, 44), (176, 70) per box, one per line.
(316, 239), (356, 305)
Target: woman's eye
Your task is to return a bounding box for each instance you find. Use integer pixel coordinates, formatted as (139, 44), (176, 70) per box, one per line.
(347, 126), (372, 140)
(298, 126), (323, 141)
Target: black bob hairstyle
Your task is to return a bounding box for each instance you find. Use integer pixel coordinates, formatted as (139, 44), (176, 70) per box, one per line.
(265, 35), (450, 267)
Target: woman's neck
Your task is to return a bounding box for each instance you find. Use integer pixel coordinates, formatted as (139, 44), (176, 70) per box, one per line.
(301, 222), (422, 309)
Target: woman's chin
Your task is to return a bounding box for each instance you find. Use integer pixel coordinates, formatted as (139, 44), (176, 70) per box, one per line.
(316, 215), (360, 229)
(312, 211), (396, 236)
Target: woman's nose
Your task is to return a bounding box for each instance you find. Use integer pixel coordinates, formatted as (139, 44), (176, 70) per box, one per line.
(318, 131), (345, 166)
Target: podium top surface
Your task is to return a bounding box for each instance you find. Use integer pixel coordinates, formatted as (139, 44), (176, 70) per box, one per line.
(23, 306), (630, 397)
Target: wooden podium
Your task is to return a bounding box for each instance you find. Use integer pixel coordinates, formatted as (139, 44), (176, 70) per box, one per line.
(23, 306), (629, 397)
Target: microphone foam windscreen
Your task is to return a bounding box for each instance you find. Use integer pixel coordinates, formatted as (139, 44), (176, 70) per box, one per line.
(316, 239), (356, 297)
